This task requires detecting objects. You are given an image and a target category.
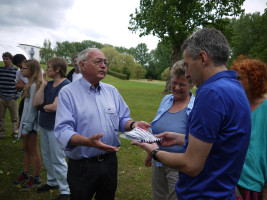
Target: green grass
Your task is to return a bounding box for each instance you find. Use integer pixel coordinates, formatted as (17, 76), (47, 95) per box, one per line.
(0, 74), (168, 200)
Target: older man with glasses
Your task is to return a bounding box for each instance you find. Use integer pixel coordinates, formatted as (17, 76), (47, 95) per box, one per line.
(54, 48), (151, 200)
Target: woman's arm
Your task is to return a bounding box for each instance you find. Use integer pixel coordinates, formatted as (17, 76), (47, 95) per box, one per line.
(21, 84), (38, 133)
(43, 97), (58, 112)
(33, 73), (47, 107)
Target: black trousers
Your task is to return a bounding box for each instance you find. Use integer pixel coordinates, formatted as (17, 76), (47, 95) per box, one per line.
(68, 152), (118, 200)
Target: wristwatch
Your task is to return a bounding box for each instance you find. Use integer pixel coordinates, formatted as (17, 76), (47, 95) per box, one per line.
(129, 121), (135, 130)
(151, 148), (161, 161)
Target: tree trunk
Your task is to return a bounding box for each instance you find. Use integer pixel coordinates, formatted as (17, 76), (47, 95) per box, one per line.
(164, 45), (181, 92)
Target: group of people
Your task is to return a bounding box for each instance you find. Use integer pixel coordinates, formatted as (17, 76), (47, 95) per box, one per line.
(0, 27), (266, 200)
(0, 54), (83, 200)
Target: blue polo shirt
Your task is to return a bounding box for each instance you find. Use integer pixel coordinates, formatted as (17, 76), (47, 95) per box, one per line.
(176, 70), (251, 200)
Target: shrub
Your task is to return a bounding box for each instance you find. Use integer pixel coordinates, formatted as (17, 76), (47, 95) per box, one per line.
(107, 70), (127, 80)
(161, 67), (170, 81)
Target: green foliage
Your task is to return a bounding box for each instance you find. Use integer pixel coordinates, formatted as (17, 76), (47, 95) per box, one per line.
(161, 67), (170, 81)
(129, 0), (245, 90)
(122, 67), (131, 80)
(54, 41), (76, 63)
(146, 41), (172, 79)
(102, 46), (146, 79)
(229, 10), (267, 63)
(39, 39), (54, 64)
(134, 43), (151, 67)
(107, 70), (128, 80)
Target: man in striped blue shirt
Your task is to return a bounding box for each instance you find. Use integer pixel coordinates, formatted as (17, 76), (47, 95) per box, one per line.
(0, 52), (20, 138)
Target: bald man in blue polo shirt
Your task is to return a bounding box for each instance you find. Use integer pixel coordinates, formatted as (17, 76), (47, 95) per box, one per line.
(132, 28), (251, 200)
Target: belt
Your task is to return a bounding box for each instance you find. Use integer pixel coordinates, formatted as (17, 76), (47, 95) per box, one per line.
(69, 152), (116, 163)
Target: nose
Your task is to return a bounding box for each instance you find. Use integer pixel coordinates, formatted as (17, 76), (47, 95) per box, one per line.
(100, 63), (106, 68)
(185, 68), (190, 79)
(175, 84), (181, 90)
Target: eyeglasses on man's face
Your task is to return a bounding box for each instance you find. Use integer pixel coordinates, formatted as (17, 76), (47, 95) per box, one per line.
(84, 58), (108, 66)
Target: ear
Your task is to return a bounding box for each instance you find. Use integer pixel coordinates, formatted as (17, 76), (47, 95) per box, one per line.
(199, 51), (208, 65)
(79, 60), (85, 72)
(55, 67), (61, 73)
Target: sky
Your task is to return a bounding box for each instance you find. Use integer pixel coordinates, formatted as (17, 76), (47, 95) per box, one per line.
(0, 0), (266, 60)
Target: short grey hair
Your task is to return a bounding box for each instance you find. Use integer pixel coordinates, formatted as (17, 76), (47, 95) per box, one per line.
(171, 59), (192, 84)
(181, 28), (230, 67)
(77, 48), (100, 67)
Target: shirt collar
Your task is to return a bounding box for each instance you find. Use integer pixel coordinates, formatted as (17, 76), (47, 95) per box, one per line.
(169, 92), (195, 115)
(5, 65), (16, 70)
(80, 77), (102, 94)
(196, 70), (237, 94)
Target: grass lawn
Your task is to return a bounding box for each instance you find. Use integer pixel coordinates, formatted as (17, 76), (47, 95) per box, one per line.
(0, 72), (169, 200)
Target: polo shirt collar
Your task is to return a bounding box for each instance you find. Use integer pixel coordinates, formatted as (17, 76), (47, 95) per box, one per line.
(197, 70), (237, 92)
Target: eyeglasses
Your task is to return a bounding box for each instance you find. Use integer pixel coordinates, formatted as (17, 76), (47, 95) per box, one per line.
(84, 59), (108, 66)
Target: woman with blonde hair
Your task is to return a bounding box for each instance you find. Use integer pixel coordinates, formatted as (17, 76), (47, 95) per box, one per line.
(13, 59), (42, 190)
(147, 59), (195, 200)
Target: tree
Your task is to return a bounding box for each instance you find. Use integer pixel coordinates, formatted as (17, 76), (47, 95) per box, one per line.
(230, 10), (267, 63)
(147, 41), (172, 79)
(102, 45), (146, 79)
(40, 39), (54, 64)
(54, 41), (77, 63)
(129, 0), (245, 91)
(134, 43), (151, 67)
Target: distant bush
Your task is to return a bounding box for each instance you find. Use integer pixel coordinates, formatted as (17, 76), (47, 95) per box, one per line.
(161, 67), (170, 81)
(108, 70), (127, 80)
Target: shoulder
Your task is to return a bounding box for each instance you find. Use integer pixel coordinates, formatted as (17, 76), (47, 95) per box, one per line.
(162, 94), (173, 102)
(62, 78), (71, 85)
(29, 82), (37, 91)
(30, 82), (37, 88)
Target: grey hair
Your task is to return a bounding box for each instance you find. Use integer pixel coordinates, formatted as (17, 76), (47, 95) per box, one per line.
(181, 28), (230, 67)
(77, 48), (100, 67)
(171, 59), (193, 84)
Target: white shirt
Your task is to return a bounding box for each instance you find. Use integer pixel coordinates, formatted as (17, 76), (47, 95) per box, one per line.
(15, 68), (45, 83)
(16, 68), (28, 83)
(72, 72), (82, 82)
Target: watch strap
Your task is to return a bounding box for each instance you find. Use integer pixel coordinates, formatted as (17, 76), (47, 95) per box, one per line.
(151, 148), (161, 161)
(129, 121), (135, 130)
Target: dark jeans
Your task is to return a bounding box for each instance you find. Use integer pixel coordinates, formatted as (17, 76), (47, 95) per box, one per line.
(68, 152), (118, 200)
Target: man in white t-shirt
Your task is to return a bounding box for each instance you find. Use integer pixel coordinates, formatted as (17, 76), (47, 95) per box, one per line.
(12, 54), (27, 92)
(12, 55), (44, 120)
(67, 55), (82, 82)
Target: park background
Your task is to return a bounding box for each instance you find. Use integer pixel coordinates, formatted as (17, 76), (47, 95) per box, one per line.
(0, 0), (266, 199)
(0, 61), (198, 199)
